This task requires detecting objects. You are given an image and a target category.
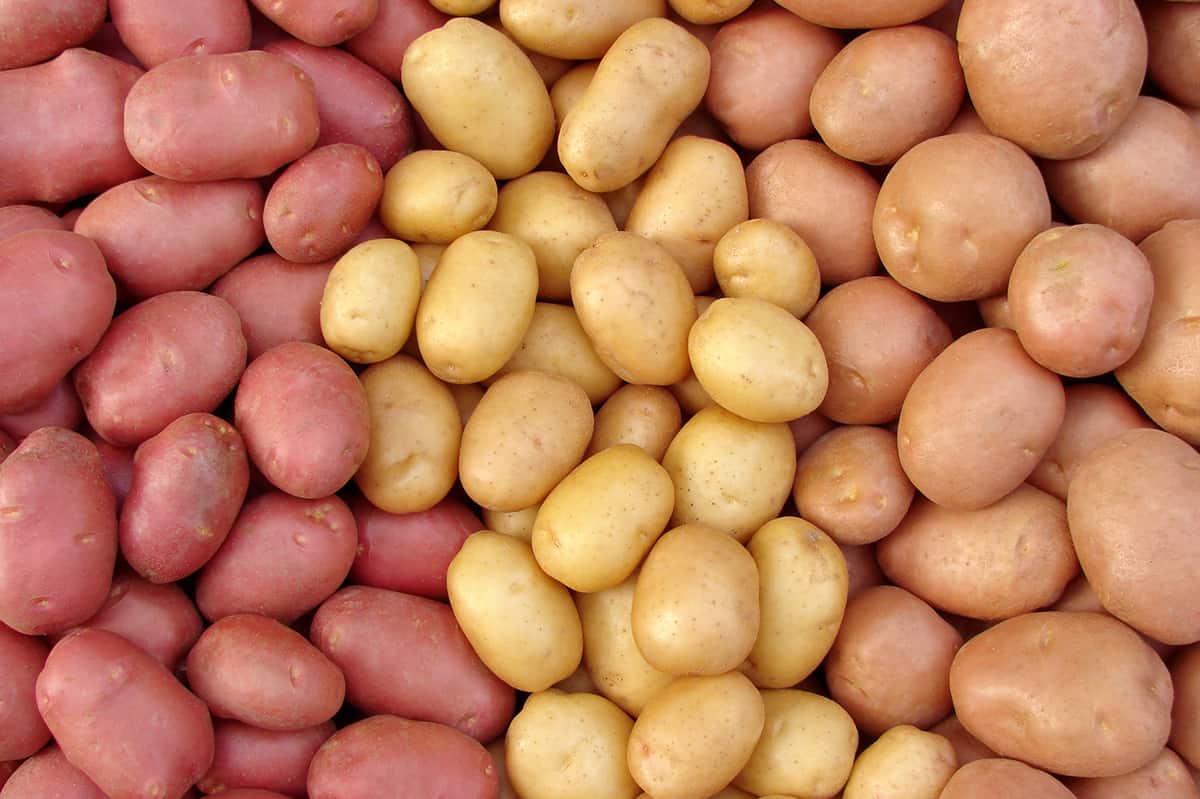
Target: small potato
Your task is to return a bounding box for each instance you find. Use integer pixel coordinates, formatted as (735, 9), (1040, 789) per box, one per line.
(501, 0), (666, 59)
(402, 18), (554, 179)
(0, 0), (106, 70)
(558, 18), (710, 192)
(110, 0), (251, 68)
(249, 0), (376, 46)
(627, 672), (765, 799)
(950, 612), (1173, 777)
(482, 505), (539, 542)
(588, 385), (682, 462)
(843, 726), (957, 799)
(1145, 1), (1200, 109)
(379, 150), (497, 244)
(929, 715), (996, 767)
(199, 720), (334, 798)
(550, 62), (598, 125)
(774, 0), (946, 28)
(713, 219), (821, 318)
(0, 623), (50, 761)
(744, 517), (847, 689)
(939, 759), (1076, 799)
(1172, 646), (1200, 769)
(663, 406), (796, 542)
(1067, 747), (1200, 799)
(320, 238), (421, 364)
(447, 531), (583, 692)
(0, 744), (108, 799)
(507, 691), (638, 799)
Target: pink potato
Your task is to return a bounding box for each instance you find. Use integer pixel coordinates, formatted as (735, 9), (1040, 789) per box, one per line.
(0, 49), (145, 205)
(343, 0), (449, 81)
(234, 342), (370, 499)
(0, 745), (109, 799)
(198, 720), (334, 796)
(0, 428), (117, 636)
(0, 378), (83, 441)
(249, 0), (378, 46)
(311, 586), (515, 742)
(307, 715), (499, 799)
(0, 0), (107, 70)
(1067, 747), (1200, 799)
(75, 291), (248, 447)
(84, 22), (144, 68)
(109, 0), (252, 68)
(86, 429), (136, 510)
(75, 176), (267, 300)
(195, 492), (357, 623)
(0, 230), (115, 415)
(210, 254), (333, 359)
(0, 623), (50, 761)
(124, 51), (320, 182)
(0, 205), (68, 240)
(37, 628), (215, 799)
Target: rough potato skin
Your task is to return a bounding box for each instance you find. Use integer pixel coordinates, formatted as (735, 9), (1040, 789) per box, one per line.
(0, 0), (107, 70)
(109, 0), (252, 67)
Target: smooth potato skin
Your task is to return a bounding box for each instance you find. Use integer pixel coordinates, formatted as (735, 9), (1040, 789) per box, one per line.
(1067, 747), (1200, 799)
(0, 745), (109, 799)
(37, 629), (215, 799)
(210, 254), (333, 360)
(0, 205), (68, 240)
(0, 377), (82, 442)
(776, 0), (944, 27)
(0, 623), (50, 761)
(198, 720), (334, 797)
(1172, 646), (1200, 770)
(500, 0), (667, 60)
(588, 385), (681, 462)
(939, 759), (1076, 799)
(249, 0), (377, 46)
(343, 0), (449, 81)
(0, 0), (106, 69)
(1145, 1), (1200, 109)
(110, 0), (251, 67)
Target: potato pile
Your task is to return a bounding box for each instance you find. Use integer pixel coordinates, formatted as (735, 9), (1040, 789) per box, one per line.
(2, 1), (1200, 798)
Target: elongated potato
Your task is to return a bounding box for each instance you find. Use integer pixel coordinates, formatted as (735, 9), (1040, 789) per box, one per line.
(501, 0), (666, 59)
(842, 726), (957, 799)
(320, 238), (421, 364)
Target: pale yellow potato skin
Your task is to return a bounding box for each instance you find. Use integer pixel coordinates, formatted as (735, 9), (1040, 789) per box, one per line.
(410, 242), (446, 287)
(379, 150), (497, 244)
(501, 0), (667, 59)
(550, 62), (600, 127)
(447, 381), (483, 426)
(447, 531), (583, 692)
(842, 725), (958, 799)
(402, 17), (555, 179)
(482, 504), (540, 543)
(354, 355), (461, 514)
(320, 238), (421, 364)
(558, 18), (710, 192)
(588, 385), (683, 462)
(714, 219), (821, 318)
(432, 0), (497, 14)
(668, 0), (753, 24)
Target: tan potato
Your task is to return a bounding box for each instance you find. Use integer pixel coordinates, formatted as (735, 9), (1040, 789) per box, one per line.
(482, 504), (539, 543)
(663, 407), (796, 542)
(588, 385), (682, 462)
(744, 517), (847, 689)
(713, 219), (821, 318)
(667, 0), (751, 23)
(842, 725), (957, 799)
(939, 759), (1076, 799)
(448, 382), (484, 426)
(553, 665), (598, 695)
(459, 370), (594, 511)
(501, 0), (667, 59)
(379, 150), (498, 244)
(319, 238), (421, 364)
(603, 177), (643, 229)
(1067, 747), (1200, 799)
(774, 0), (947, 28)
(532, 445), (674, 593)
(484, 16), (573, 88)
(1145, 1), (1200, 108)
(447, 531), (583, 692)
(1172, 645), (1200, 769)
(411, 243), (445, 286)
(558, 18), (710, 192)
(549, 62), (599, 127)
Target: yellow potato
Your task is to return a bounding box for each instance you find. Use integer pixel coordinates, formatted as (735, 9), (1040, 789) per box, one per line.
(668, 0), (753, 24)
(432, 0), (496, 14)
(588, 385), (683, 462)
(576, 575), (674, 717)
(734, 690), (859, 799)
(379, 150), (498, 244)
(843, 725), (958, 799)
(663, 406), (797, 542)
(485, 17), (574, 88)
(714, 219), (822, 318)
(501, 0), (668, 59)
(416, 230), (538, 384)
(559, 18), (710, 192)
(482, 504), (540, 542)
(533, 445), (675, 592)
(507, 690), (639, 799)
(489, 172), (617, 301)
(628, 672), (765, 799)
(689, 297), (829, 423)
(447, 382), (484, 426)
(447, 531), (583, 691)
(319, 238), (421, 364)
(744, 517), (848, 688)
(402, 18), (555, 179)
(550, 62), (599, 126)
(459, 370), (594, 511)
(354, 355), (461, 513)
(554, 665), (599, 694)
(603, 177), (644, 229)
(487, 739), (519, 799)
(410, 242), (446, 286)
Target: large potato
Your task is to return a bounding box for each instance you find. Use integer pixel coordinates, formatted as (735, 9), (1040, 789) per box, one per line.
(379, 150), (497, 244)
(248, 0), (377, 45)
(939, 759), (1076, 799)
(109, 0), (250, 67)
(0, 623), (49, 761)
(774, 0), (945, 28)
(1067, 747), (1200, 799)
(588, 385), (682, 462)
(500, 0), (666, 59)
(842, 725), (957, 799)
(199, 720), (334, 797)
(210, 254), (332, 359)
(0, 0), (106, 69)
(320, 238), (421, 364)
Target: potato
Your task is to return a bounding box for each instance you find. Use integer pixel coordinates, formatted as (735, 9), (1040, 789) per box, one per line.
(501, 0), (665, 59)
(745, 140), (880, 285)
(939, 759), (1076, 799)
(343, 0), (449, 82)
(1145, 1), (1200, 109)
(0, 744), (108, 799)
(311, 585), (514, 742)
(210, 254), (331, 360)
(957, 0), (1147, 159)
(319, 238), (421, 364)
(744, 517), (847, 689)
(550, 61), (598, 124)
(0, 378), (82, 441)
(0, 230), (115, 414)
(0, 0), (106, 70)
(663, 407), (796, 542)
(1172, 645), (1200, 769)
(841, 542), (884, 602)
(248, 0), (376, 45)
(588, 385), (682, 462)
(713, 219), (820, 318)
(826, 586), (962, 736)
(109, 0), (250, 67)
(37, 629), (214, 799)
(482, 504), (539, 542)
(774, 0), (946, 27)
(897, 328), (1066, 510)
(508, 691), (638, 799)
(843, 726), (957, 799)
(558, 19), (710, 192)
(929, 715), (996, 767)
(0, 623), (49, 761)
(379, 150), (497, 244)
(1067, 747), (1200, 799)
(402, 18), (554, 179)
(951, 611), (1172, 777)
(0, 205), (67, 240)
(627, 672), (764, 799)
(667, 0), (751, 23)
(199, 720), (334, 797)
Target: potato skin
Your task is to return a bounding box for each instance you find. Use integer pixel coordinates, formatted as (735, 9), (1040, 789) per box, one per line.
(1, 744), (108, 799)
(0, 623), (50, 761)
(1067, 747), (1200, 799)
(210, 254), (332, 360)
(0, 205), (67, 240)
(37, 628), (215, 799)
(1171, 645), (1200, 769)
(501, 0), (666, 59)
(343, 0), (449, 82)
(939, 759), (1076, 799)
(198, 720), (334, 797)
(380, 150), (497, 245)
(320, 238), (421, 364)
(0, 0), (106, 69)
(249, 0), (377, 46)
(1145, 1), (1200, 109)
(775, 0), (946, 28)
(110, 0), (251, 67)
(842, 725), (957, 799)
(588, 385), (681, 463)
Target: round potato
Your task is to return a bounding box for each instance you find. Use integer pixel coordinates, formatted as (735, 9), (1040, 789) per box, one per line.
(977, 293), (1013, 330)
(482, 504), (538, 543)
(500, 0), (666, 60)
(379, 150), (497, 244)
(1171, 645), (1200, 769)
(320, 238), (421, 364)
(939, 759), (1076, 799)
(588, 385), (682, 462)
(842, 725), (957, 799)
(713, 219), (821, 318)
(1067, 747), (1200, 799)
(774, 0), (946, 28)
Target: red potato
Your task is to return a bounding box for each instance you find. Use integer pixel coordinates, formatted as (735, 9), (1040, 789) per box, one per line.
(0, 428), (117, 636)
(0, 761), (13, 792)
(195, 492), (357, 623)
(210, 254), (333, 359)
(311, 586), (515, 742)
(0, 623), (50, 761)
(0, 205), (67, 240)
(198, 720), (334, 797)
(250, 0), (378, 46)
(1051, 574), (1176, 660)
(0, 432), (14, 465)
(0, 378), (83, 441)
(0, 745), (109, 799)
(343, 0), (450, 81)
(1144, 1), (1200, 109)
(840, 543), (884, 601)
(186, 613), (346, 731)
(307, 715), (499, 799)
(0, 0), (106, 70)
(0, 49), (145, 205)
(1173, 645), (1200, 770)
(788, 412), (837, 456)
(234, 341), (370, 499)
(74, 291), (248, 447)
(86, 430), (136, 510)
(109, 0), (252, 68)
(84, 22), (144, 68)
(939, 759), (1076, 799)
(75, 176), (266, 300)
(1067, 747), (1200, 799)
(930, 715), (997, 766)
(37, 629), (215, 799)
(0, 230), (115, 415)
(124, 51), (320, 182)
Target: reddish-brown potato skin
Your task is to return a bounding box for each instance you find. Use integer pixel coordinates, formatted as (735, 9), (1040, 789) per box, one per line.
(953, 612), (1173, 777)
(0, 623), (50, 761)
(109, 0), (252, 67)
(839, 543), (883, 602)
(311, 586), (515, 742)
(774, 0), (946, 28)
(0, 745), (110, 799)
(0, 429), (117, 636)
(0, 0), (107, 70)
(1144, 2), (1200, 109)
(704, 7), (842, 151)
(825, 585), (962, 736)
(75, 176), (266, 300)
(939, 759), (1077, 799)
(788, 412), (837, 456)
(1068, 747), (1200, 799)
(124, 51), (320, 182)
(75, 291), (248, 447)
(195, 492), (357, 623)
(957, 0), (1147, 160)
(0, 378), (83, 441)
(898, 328), (1066, 510)
(186, 613), (346, 731)
(210, 254), (334, 359)
(0, 49), (145, 205)
(199, 720), (334, 797)
(930, 715), (996, 767)
(0, 230), (115, 415)
(343, 0), (449, 81)
(250, 0), (378, 46)
(0, 205), (68, 240)
(86, 430), (135, 510)
(0, 432), (15, 465)
(307, 715), (499, 799)
(37, 629), (215, 799)
(1172, 646), (1200, 770)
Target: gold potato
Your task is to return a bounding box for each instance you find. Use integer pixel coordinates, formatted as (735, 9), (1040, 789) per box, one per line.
(482, 504), (539, 543)
(842, 725), (958, 799)
(432, 0), (496, 14)
(587, 385), (682, 462)
(668, 0), (752, 24)
(320, 238), (422, 364)
(550, 62), (599, 127)
(713, 219), (821, 318)
(411, 243), (446, 286)
(379, 150), (498, 245)
(447, 381), (484, 426)
(501, 0), (667, 60)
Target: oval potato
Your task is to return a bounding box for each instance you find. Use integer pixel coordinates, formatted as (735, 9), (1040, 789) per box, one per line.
(842, 725), (957, 799)
(379, 150), (497, 244)
(588, 385), (682, 462)
(320, 238), (421, 364)
(713, 218), (821, 318)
